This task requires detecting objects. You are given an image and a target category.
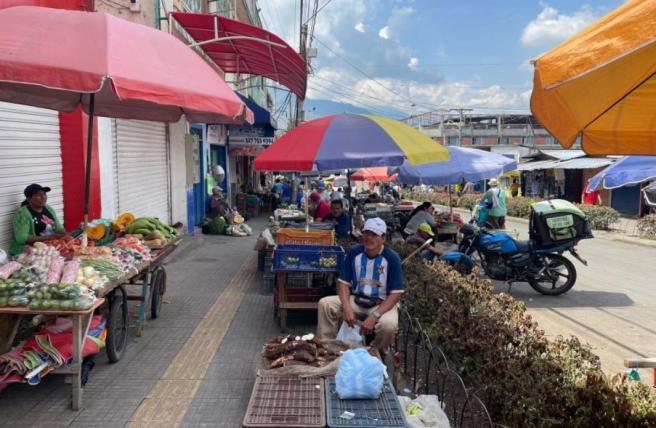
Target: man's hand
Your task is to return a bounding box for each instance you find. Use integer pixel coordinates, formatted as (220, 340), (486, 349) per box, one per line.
(343, 306), (357, 327)
(360, 315), (377, 335)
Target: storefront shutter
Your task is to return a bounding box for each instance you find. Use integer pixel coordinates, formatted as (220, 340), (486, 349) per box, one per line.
(112, 119), (170, 223)
(0, 102), (63, 252)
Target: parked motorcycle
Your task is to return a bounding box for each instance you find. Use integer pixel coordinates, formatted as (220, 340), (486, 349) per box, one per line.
(447, 199), (593, 295)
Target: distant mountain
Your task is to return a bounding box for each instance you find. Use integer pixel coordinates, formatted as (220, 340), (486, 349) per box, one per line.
(303, 99), (405, 119)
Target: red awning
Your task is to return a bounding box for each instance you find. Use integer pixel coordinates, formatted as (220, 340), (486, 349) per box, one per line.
(171, 12), (307, 100)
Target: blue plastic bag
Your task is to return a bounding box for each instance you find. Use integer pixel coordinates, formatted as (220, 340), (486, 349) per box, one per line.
(335, 348), (386, 399)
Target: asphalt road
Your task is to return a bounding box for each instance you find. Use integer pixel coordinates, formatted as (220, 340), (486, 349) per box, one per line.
(449, 211), (656, 378)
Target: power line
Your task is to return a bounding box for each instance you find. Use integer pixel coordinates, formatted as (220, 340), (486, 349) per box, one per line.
(313, 36), (420, 107)
(308, 80), (408, 118)
(303, 0), (333, 25)
(311, 74), (415, 108)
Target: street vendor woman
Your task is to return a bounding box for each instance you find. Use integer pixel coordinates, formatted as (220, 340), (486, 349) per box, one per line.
(206, 185), (234, 223)
(10, 183), (65, 256)
(317, 217), (403, 353)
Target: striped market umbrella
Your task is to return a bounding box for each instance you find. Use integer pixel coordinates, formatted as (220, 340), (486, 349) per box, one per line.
(253, 113), (449, 172)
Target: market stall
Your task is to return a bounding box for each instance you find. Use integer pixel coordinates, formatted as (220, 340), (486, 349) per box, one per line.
(0, 213), (180, 408)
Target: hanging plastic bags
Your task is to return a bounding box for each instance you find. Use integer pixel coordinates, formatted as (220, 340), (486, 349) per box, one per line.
(335, 348), (386, 399)
(335, 321), (362, 344)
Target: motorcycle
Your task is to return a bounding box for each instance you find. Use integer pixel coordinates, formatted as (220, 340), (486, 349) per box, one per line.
(445, 201), (590, 296)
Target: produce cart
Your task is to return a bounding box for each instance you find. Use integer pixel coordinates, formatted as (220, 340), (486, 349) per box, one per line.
(272, 229), (344, 331)
(97, 237), (181, 361)
(0, 298), (105, 410)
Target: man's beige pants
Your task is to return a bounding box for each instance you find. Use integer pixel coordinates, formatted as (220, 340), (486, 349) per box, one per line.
(317, 295), (398, 352)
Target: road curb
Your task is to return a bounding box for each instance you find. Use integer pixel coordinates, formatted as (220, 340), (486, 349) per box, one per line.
(432, 203), (656, 248)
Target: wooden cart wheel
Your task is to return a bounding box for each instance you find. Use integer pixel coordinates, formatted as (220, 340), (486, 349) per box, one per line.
(150, 267), (166, 319)
(106, 285), (129, 363)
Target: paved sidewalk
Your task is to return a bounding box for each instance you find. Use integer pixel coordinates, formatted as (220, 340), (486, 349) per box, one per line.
(0, 216), (302, 427)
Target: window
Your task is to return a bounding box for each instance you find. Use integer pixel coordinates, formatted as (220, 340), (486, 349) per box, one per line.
(446, 136), (460, 146)
(547, 137), (558, 145)
(523, 136), (534, 146)
(472, 136), (485, 145)
(499, 136), (510, 145)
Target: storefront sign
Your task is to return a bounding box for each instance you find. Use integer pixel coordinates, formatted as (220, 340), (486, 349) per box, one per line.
(229, 135), (274, 147)
(207, 125), (226, 146)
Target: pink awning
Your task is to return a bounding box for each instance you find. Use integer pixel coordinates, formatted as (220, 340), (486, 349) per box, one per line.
(0, 6), (253, 124)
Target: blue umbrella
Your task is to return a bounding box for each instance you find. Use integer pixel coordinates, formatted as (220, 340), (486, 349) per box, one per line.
(391, 146), (517, 185)
(587, 156), (656, 190)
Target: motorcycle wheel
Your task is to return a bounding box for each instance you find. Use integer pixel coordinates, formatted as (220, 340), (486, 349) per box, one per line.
(528, 254), (577, 296)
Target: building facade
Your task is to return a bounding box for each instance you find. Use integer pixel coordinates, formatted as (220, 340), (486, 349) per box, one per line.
(0, 0), (288, 250)
(407, 112), (644, 216)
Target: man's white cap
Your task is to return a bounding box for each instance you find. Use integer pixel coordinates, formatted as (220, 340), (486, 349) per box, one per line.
(363, 217), (387, 236)
(488, 178), (498, 187)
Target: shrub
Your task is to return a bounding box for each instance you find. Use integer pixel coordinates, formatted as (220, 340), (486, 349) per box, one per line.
(393, 242), (656, 427)
(577, 204), (620, 230)
(506, 196), (539, 218)
(636, 214), (656, 238)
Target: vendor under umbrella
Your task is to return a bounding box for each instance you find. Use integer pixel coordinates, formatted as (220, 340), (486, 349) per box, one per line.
(10, 184), (65, 256)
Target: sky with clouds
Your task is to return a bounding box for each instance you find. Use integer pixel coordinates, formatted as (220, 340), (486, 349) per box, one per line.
(258, 0), (624, 120)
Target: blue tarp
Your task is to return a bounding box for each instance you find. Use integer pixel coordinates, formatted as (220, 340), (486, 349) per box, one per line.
(391, 146), (517, 185)
(587, 156), (656, 190)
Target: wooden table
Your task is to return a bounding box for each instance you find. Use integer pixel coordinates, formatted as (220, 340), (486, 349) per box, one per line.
(0, 298), (105, 410)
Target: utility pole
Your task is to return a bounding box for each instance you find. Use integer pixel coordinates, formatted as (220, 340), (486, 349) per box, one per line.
(291, 0), (308, 206)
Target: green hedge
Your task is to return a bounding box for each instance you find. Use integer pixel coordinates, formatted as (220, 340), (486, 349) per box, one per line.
(393, 242), (656, 427)
(636, 214), (656, 239)
(577, 204), (620, 230)
(404, 193), (621, 230)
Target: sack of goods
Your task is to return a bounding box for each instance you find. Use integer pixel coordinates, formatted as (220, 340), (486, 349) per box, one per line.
(335, 348), (386, 399)
(529, 199), (593, 245)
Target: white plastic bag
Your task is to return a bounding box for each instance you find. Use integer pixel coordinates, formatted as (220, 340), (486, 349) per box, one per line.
(336, 321), (362, 344)
(335, 348), (386, 399)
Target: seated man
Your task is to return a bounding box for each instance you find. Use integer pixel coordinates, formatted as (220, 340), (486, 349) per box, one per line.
(317, 218), (403, 353)
(322, 199), (351, 239)
(405, 222), (444, 261)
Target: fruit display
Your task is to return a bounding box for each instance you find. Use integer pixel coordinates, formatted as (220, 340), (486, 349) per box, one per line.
(23, 244), (61, 282)
(319, 256), (338, 269)
(26, 283), (94, 311)
(0, 261), (22, 280)
(123, 217), (178, 240)
(113, 212), (135, 232)
(73, 246), (114, 260)
(74, 265), (108, 293)
(112, 236), (151, 259)
(85, 223), (107, 241)
(79, 259), (123, 282)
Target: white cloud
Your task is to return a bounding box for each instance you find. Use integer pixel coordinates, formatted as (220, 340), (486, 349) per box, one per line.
(408, 57), (419, 70)
(378, 26), (390, 39)
(355, 22), (365, 33)
(521, 4), (600, 48)
(308, 67), (531, 115)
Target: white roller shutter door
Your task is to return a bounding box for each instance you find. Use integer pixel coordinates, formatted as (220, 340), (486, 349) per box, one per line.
(0, 102), (63, 252)
(112, 119), (171, 223)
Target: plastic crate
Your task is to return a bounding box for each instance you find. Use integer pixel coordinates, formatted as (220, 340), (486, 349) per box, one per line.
(243, 376), (326, 427)
(273, 244), (344, 273)
(324, 378), (407, 428)
(286, 272), (312, 288)
(276, 228), (335, 245)
(262, 276), (275, 294)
